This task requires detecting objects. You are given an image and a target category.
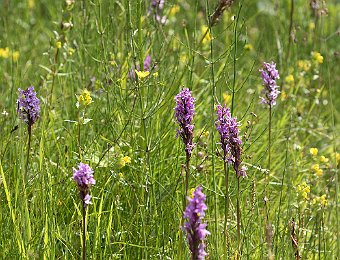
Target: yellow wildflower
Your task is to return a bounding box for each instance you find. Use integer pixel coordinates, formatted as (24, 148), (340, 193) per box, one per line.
(311, 164), (323, 177)
(118, 172), (124, 178)
(320, 195), (328, 206)
(180, 53), (188, 63)
(201, 25), (211, 44)
(320, 156), (329, 163)
(189, 188), (196, 198)
(223, 92), (231, 104)
(311, 51), (323, 64)
(310, 148), (318, 156)
(69, 48), (75, 56)
(280, 91), (287, 101)
(0, 47), (10, 59)
(170, 5), (180, 16)
(78, 89), (92, 106)
(202, 131), (209, 138)
(117, 155), (131, 168)
(297, 182), (310, 200)
(316, 169), (323, 177)
(297, 60), (311, 72)
(28, 0), (35, 8)
(12, 51), (20, 62)
(135, 70), (150, 79)
(244, 44), (253, 51)
(313, 195), (328, 207)
(335, 152), (340, 166)
(122, 156), (131, 164)
(56, 41), (62, 49)
(308, 22), (315, 30)
(285, 74), (294, 85)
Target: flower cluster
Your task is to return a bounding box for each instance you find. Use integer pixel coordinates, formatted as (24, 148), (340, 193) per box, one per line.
(73, 163), (96, 206)
(259, 62), (280, 106)
(17, 86), (40, 126)
(215, 104), (247, 177)
(297, 182), (310, 200)
(77, 89), (92, 107)
(174, 88), (195, 156)
(183, 186), (210, 260)
(0, 47), (20, 61)
(117, 155), (132, 169)
(311, 51), (323, 64)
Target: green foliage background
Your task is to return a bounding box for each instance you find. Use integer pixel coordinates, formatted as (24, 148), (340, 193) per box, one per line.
(0, 0), (339, 258)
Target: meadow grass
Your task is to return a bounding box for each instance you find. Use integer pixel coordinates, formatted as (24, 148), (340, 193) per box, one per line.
(0, 0), (339, 259)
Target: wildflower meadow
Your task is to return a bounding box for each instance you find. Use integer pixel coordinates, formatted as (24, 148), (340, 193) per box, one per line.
(1, 0), (339, 259)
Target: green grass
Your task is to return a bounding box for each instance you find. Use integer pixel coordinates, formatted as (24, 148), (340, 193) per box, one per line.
(0, 0), (339, 259)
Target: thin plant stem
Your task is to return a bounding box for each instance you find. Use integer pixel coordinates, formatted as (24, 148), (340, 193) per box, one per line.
(185, 151), (190, 197)
(82, 205), (87, 260)
(49, 47), (59, 107)
(25, 124), (32, 179)
(207, 9), (219, 255)
(78, 110), (82, 159)
(223, 152), (230, 257)
(264, 105), (272, 255)
(274, 125), (290, 256)
(268, 105), (272, 175)
(236, 175), (241, 255)
(231, 12), (238, 116)
(286, 0), (294, 62)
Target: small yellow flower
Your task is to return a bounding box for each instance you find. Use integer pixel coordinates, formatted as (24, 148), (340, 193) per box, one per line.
(316, 169), (323, 177)
(244, 44), (253, 51)
(297, 182), (310, 200)
(201, 25), (211, 44)
(320, 156), (329, 163)
(311, 163), (319, 171)
(223, 92), (231, 104)
(28, 0), (35, 9)
(285, 74), (294, 85)
(117, 155), (131, 169)
(311, 51), (323, 64)
(135, 70), (150, 79)
(170, 5), (180, 16)
(69, 48), (75, 56)
(308, 22), (315, 30)
(202, 131), (209, 138)
(118, 172), (124, 178)
(189, 188), (195, 198)
(310, 148), (318, 156)
(297, 60), (311, 72)
(12, 51), (20, 62)
(0, 47), (10, 59)
(78, 89), (92, 106)
(320, 194), (328, 206)
(56, 41), (62, 49)
(313, 195), (328, 206)
(335, 152), (340, 166)
(311, 164), (323, 177)
(180, 53), (188, 63)
(122, 156), (131, 164)
(280, 91), (287, 101)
